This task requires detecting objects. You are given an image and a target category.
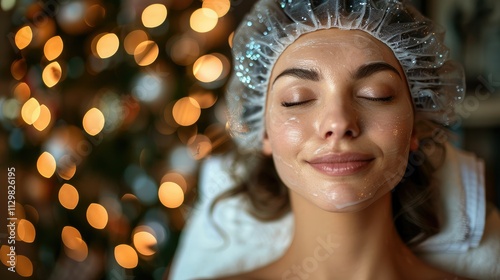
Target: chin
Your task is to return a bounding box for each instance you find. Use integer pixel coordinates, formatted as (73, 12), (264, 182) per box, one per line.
(308, 184), (393, 213)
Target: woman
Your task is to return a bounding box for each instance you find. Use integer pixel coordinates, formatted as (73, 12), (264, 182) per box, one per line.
(223, 27), (456, 279)
(169, 0), (500, 279)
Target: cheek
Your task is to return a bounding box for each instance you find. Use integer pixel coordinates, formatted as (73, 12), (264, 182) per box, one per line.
(266, 110), (308, 151)
(367, 105), (413, 146)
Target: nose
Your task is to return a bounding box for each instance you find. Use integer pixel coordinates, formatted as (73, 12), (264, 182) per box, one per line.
(316, 99), (360, 141)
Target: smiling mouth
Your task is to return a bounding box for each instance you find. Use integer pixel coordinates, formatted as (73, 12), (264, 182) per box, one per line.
(307, 153), (374, 176)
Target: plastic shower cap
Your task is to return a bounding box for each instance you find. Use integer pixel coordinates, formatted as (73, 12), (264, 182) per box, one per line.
(226, 0), (465, 151)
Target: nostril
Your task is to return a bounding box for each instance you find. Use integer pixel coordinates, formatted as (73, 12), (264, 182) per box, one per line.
(325, 129), (355, 139)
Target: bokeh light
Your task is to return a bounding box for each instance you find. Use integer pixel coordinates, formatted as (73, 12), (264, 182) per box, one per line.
(57, 1), (88, 34)
(85, 4), (106, 27)
(189, 89), (218, 109)
(1, 0), (15, 11)
(161, 172), (187, 192)
(58, 183), (79, 210)
(57, 155), (77, 180)
(187, 134), (212, 160)
(21, 97), (40, 125)
(124, 30), (149, 55)
(177, 124), (198, 144)
(1, 0), (248, 278)
(96, 33), (119, 59)
(133, 228), (157, 256)
(172, 97), (201, 126)
(44, 36), (64, 61)
(37, 152), (56, 178)
(16, 255), (33, 277)
(17, 219), (36, 243)
(13, 82), (31, 102)
(11, 59), (27, 80)
(83, 107), (105, 136)
(2, 99), (20, 120)
(131, 173), (158, 206)
(193, 54), (223, 83)
(0, 245), (12, 266)
(168, 146), (197, 174)
(114, 244), (138, 269)
(42, 61), (63, 88)
(169, 36), (200, 66)
(64, 239), (88, 262)
(202, 0), (230, 17)
(158, 182), (184, 208)
(61, 226), (82, 249)
(228, 31), (234, 48)
(190, 8), (218, 33)
(15, 26), (32, 50)
(142, 4), (167, 28)
(33, 104), (51, 131)
(86, 203), (108, 229)
(133, 40), (159, 66)
(61, 226), (89, 261)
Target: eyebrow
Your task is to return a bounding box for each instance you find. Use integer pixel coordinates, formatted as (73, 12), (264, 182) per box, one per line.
(354, 62), (402, 80)
(272, 61), (402, 86)
(272, 68), (320, 85)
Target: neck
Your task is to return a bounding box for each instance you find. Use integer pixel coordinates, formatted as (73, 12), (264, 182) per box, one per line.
(279, 192), (419, 280)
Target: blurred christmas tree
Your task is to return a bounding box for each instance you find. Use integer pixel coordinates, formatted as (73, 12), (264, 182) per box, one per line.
(0, 0), (245, 279)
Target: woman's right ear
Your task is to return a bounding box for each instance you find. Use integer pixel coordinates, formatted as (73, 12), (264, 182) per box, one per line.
(262, 131), (273, 156)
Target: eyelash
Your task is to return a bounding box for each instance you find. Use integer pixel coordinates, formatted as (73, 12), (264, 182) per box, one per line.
(362, 96), (394, 102)
(281, 100), (312, 107)
(281, 96), (393, 107)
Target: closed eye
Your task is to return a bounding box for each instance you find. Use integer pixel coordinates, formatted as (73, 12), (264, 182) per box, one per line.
(360, 96), (394, 102)
(281, 100), (313, 107)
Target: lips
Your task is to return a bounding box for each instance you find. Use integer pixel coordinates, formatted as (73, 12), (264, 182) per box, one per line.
(307, 153), (374, 176)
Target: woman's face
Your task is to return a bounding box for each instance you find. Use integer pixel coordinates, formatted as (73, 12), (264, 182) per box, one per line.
(263, 29), (415, 212)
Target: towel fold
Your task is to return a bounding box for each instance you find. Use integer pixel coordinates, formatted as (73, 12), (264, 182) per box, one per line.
(416, 142), (486, 252)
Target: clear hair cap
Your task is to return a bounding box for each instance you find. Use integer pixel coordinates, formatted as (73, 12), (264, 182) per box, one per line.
(226, 0), (465, 151)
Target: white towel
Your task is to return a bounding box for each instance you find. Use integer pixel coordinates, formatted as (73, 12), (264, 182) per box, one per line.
(416, 142), (486, 252)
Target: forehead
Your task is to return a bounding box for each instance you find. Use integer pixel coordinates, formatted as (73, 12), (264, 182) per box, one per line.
(273, 29), (401, 72)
